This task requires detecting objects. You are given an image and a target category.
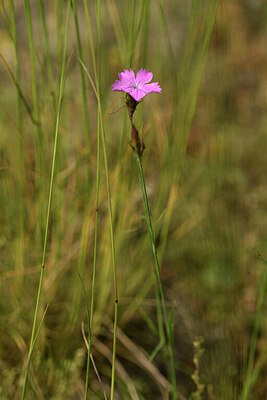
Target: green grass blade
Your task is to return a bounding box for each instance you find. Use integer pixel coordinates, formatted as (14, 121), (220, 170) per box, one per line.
(242, 251), (267, 400)
(128, 0), (136, 67)
(37, 0), (56, 115)
(135, 152), (177, 399)
(8, 0), (25, 276)
(81, 25), (118, 400)
(142, 0), (151, 66)
(81, 1), (101, 395)
(20, 3), (71, 398)
(72, 0), (91, 155)
(173, 0), (219, 159)
(23, 0), (44, 241)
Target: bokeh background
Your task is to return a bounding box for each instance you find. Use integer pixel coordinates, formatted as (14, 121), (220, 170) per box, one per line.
(0, 0), (267, 398)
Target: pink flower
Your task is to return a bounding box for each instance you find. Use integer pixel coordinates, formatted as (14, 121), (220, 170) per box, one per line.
(112, 68), (162, 102)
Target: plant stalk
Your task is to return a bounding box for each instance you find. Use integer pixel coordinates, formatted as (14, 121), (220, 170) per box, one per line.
(21, 3), (71, 398)
(134, 151), (177, 399)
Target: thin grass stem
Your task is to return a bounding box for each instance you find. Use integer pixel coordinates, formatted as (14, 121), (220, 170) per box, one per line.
(82, 0), (101, 395)
(132, 0), (146, 58)
(142, 0), (151, 66)
(95, 85), (118, 400)
(9, 0), (25, 275)
(128, 0), (136, 67)
(98, 85), (118, 400)
(20, 3), (71, 399)
(82, 3), (118, 396)
(242, 252), (267, 400)
(23, 0), (44, 241)
(94, 4), (118, 396)
(134, 151), (177, 399)
(37, 0), (56, 115)
(173, 0), (218, 158)
(72, 0), (91, 155)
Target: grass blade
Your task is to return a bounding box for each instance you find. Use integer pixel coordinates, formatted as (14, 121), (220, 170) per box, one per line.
(21, 3), (71, 398)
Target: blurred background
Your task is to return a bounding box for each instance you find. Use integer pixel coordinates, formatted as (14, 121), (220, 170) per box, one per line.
(0, 0), (267, 398)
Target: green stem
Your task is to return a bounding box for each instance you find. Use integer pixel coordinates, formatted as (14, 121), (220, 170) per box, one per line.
(98, 97), (118, 400)
(142, 0), (151, 66)
(84, 110), (100, 399)
(96, 87), (118, 400)
(128, 0), (136, 67)
(82, 0), (100, 396)
(37, 0), (56, 116)
(157, 0), (178, 108)
(69, 0), (92, 327)
(21, 4), (71, 399)
(82, 2), (118, 397)
(55, 0), (64, 89)
(242, 253), (267, 400)
(24, 0), (43, 241)
(96, 63), (118, 400)
(9, 0), (25, 274)
(134, 152), (177, 399)
(72, 0), (91, 155)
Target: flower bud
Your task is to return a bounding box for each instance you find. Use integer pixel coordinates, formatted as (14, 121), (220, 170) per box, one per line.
(131, 124), (145, 157)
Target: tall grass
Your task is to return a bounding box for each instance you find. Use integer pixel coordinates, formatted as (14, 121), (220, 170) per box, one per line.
(23, 0), (44, 243)
(134, 149), (177, 398)
(242, 251), (267, 400)
(21, 2), (71, 398)
(0, 0), (266, 399)
(81, 2), (100, 397)
(8, 0), (25, 277)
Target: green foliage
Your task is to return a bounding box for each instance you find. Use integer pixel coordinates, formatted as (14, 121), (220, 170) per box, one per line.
(0, 0), (266, 399)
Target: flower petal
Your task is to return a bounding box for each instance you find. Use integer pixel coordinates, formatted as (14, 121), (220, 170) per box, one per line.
(129, 88), (147, 102)
(142, 82), (162, 94)
(118, 68), (135, 84)
(136, 68), (153, 85)
(112, 68), (162, 100)
(112, 79), (133, 92)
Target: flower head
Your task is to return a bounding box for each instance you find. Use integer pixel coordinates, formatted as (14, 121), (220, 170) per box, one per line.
(112, 68), (162, 102)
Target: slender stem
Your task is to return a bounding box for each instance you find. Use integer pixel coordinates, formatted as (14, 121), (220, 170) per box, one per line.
(83, 2), (100, 394)
(242, 253), (267, 400)
(134, 152), (177, 399)
(142, 0), (151, 66)
(69, 0), (92, 329)
(37, 0), (56, 116)
(9, 0), (25, 274)
(21, 4), (71, 399)
(110, 303), (118, 400)
(83, 0), (97, 86)
(55, 0), (64, 90)
(82, 0), (100, 396)
(72, 0), (91, 155)
(95, 2), (119, 397)
(98, 100), (118, 400)
(82, 2), (118, 397)
(93, 83), (118, 400)
(84, 110), (100, 399)
(157, 0), (178, 107)
(128, 0), (135, 67)
(24, 0), (43, 241)
(132, 0), (147, 57)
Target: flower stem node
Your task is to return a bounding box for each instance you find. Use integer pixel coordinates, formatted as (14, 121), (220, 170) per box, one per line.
(131, 124), (145, 157)
(112, 67), (161, 154)
(126, 94), (139, 120)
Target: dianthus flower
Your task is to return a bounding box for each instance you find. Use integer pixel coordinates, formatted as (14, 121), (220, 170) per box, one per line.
(112, 68), (162, 102)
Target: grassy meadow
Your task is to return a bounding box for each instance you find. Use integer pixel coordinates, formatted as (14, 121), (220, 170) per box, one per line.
(0, 0), (267, 399)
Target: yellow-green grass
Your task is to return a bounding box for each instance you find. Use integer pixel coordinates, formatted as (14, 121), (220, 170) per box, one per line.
(0, 0), (267, 399)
